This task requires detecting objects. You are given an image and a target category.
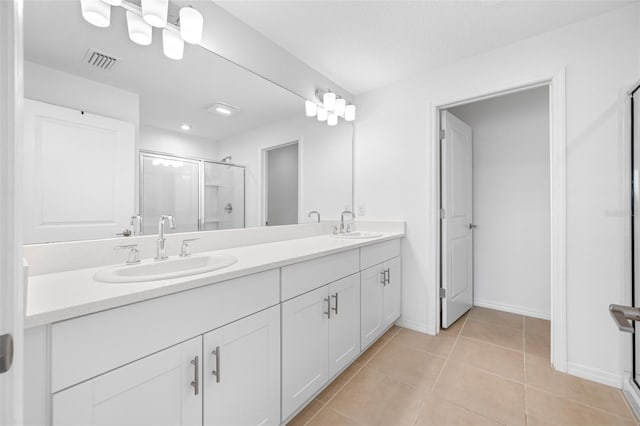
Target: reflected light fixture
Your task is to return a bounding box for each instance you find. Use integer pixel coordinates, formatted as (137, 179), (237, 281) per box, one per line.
(180, 124), (191, 131)
(327, 113), (338, 126)
(126, 11), (152, 46)
(334, 98), (346, 116)
(323, 91), (336, 111)
(179, 7), (204, 44)
(305, 100), (318, 117)
(142, 0), (169, 28)
(81, 0), (111, 28)
(162, 28), (184, 60)
(317, 106), (328, 122)
(344, 104), (356, 122)
(306, 88), (356, 125)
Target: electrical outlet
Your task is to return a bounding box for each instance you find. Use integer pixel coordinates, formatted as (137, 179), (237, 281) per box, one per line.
(358, 204), (366, 216)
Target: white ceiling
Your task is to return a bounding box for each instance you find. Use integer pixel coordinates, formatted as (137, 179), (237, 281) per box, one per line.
(23, 0), (302, 140)
(217, 0), (634, 95)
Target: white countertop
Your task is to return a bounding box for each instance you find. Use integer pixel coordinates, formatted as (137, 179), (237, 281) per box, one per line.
(26, 232), (403, 328)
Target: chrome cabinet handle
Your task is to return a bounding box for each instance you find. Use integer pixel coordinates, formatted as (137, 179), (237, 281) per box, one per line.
(385, 268), (391, 285)
(469, 223), (477, 229)
(609, 304), (640, 333)
(190, 356), (199, 395)
(324, 297), (331, 319)
(380, 271), (386, 285)
(211, 346), (220, 383)
(332, 293), (339, 315)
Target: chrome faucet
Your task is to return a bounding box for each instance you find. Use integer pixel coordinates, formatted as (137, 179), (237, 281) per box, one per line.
(155, 215), (176, 261)
(340, 210), (355, 233)
(308, 210), (321, 223)
(130, 214), (143, 235)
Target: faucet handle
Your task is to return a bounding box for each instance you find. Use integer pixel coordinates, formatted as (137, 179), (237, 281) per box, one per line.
(180, 238), (199, 257)
(114, 244), (140, 265)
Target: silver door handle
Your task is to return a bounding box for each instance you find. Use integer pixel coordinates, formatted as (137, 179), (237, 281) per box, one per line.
(385, 268), (390, 285)
(332, 293), (339, 315)
(609, 304), (640, 333)
(469, 223), (477, 229)
(380, 271), (386, 285)
(324, 297), (331, 319)
(190, 356), (199, 395)
(211, 346), (220, 383)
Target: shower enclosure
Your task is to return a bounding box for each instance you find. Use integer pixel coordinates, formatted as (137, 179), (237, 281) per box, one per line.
(139, 151), (245, 235)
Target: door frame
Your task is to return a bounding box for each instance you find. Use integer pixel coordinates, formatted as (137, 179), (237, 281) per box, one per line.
(431, 69), (567, 372)
(260, 140), (302, 226)
(0, 0), (24, 424)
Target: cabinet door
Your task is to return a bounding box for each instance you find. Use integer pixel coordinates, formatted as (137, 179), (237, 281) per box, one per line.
(52, 337), (202, 426)
(203, 306), (280, 426)
(281, 286), (330, 420)
(383, 257), (402, 328)
(328, 274), (361, 378)
(360, 264), (385, 350)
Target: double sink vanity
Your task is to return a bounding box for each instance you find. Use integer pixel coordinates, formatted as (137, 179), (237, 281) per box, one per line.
(23, 221), (404, 426)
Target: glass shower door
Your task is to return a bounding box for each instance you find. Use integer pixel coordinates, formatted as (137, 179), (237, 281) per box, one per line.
(140, 153), (200, 234)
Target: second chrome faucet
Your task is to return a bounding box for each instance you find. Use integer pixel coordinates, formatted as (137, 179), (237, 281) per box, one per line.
(156, 215), (176, 260)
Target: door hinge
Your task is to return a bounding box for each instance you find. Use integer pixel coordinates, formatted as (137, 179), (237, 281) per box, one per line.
(439, 288), (446, 299)
(0, 333), (14, 374)
(440, 129), (445, 140)
(439, 208), (446, 219)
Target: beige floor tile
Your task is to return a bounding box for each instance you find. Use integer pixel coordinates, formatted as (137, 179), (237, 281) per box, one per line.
(450, 336), (525, 383)
(461, 318), (524, 352)
(415, 392), (503, 426)
(307, 407), (360, 426)
(328, 366), (424, 425)
(524, 333), (550, 360)
(524, 317), (550, 338)
(441, 312), (469, 336)
(317, 360), (363, 402)
(380, 325), (401, 341)
(391, 327), (458, 357)
(287, 399), (325, 426)
(367, 342), (446, 391)
(526, 355), (634, 419)
(526, 386), (635, 426)
(434, 360), (526, 425)
(469, 306), (524, 331)
(357, 337), (387, 365)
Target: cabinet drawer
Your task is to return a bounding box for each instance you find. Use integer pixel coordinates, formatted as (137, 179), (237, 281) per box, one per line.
(360, 239), (401, 270)
(281, 249), (359, 301)
(51, 269), (279, 392)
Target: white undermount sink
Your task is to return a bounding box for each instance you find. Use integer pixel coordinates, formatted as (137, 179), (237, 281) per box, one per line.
(331, 231), (383, 240)
(94, 254), (238, 283)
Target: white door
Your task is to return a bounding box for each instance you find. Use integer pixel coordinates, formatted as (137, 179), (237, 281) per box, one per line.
(23, 99), (135, 243)
(52, 337), (202, 426)
(441, 111), (474, 328)
(360, 264), (385, 350)
(203, 306), (280, 426)
(328, 274), (360, 378)
(383, 257), (402, 327)
(281, 286), (329, 420)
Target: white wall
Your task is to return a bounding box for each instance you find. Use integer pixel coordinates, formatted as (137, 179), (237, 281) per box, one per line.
(218, 115), (352, 228)
(139, 125), (218, 161)
(449, 87), (550, 319)
(354, 5), (639, 385)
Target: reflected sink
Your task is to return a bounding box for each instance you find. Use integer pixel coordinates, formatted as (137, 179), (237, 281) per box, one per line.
(94, 254), (237, 283)
(331, 231), (383, 240)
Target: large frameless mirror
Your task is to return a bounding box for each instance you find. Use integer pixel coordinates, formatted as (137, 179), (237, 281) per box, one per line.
(22, 0), (353, 244)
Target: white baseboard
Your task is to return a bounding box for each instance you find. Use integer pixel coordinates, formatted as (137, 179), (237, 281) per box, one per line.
(395, 318), (431, 335)
(623, 376), (640, 419)
(473, 298), (551, 320)
(567, 362), (623, 389)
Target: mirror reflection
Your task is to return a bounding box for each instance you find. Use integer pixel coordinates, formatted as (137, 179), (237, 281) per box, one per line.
(23, 0), (353, 244)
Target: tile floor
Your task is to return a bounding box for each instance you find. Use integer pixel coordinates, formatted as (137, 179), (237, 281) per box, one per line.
(288, 307), (638, 426)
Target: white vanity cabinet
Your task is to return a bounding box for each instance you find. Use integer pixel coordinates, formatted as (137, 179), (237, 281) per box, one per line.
(203, 306), (280, 426)
(281, 273), (361, 420)
(52, 336), (202, 426)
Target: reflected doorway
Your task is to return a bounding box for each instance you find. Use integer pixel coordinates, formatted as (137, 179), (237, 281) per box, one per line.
(263, 142), (299, 226)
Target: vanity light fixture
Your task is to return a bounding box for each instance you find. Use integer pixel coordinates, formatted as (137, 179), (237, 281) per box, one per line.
(80, 0), (204, 61)
(180, 124), (191, 131)
(305, 89), (356, 124)
(81, 0), (111, 28)
(126, 11), (152, 46)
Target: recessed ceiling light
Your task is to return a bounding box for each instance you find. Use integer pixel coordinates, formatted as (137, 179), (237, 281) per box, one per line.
(207, 102), (240, 117)
(180, 124), (191, 131)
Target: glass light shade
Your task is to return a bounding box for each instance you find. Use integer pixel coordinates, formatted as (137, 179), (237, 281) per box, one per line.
(317, 107), (328, 121)
(305, 100), (317, 117)
(126, 11), (152, 46)
(327, 113), (338, 126)
(179, 7), (204, 44)
(323, 91), (336, 111)
(162, 29), (184, 60)
(344, 104), (356, 121)
(334, 98), (346, 116)
(80, 0), (111, 28)
(142, 0), (168, 28)
(102, 0), (122, 5)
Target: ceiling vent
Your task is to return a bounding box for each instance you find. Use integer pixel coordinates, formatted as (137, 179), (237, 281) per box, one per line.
(84, 48), (119, 71)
